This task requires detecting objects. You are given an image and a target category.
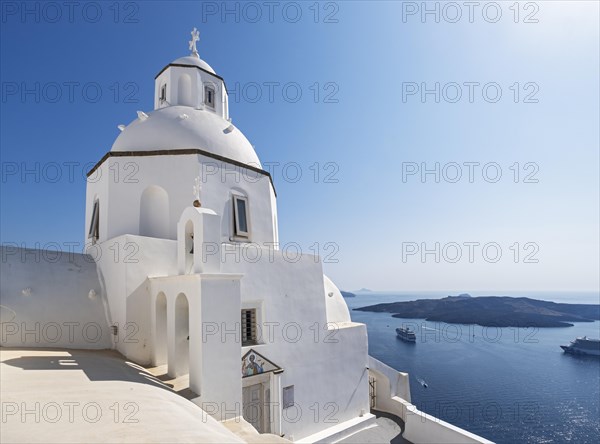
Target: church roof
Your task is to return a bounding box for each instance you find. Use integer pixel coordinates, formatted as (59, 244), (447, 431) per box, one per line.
(170, 55), (216, 74)
(111, 106), (261, 168)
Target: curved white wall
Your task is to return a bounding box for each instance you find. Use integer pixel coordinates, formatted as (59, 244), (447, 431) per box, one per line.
(154, 65), (229, 120)
(86, 154), (277, 245)
(0, 246), (112, 349)
(323, 275), (351, 323)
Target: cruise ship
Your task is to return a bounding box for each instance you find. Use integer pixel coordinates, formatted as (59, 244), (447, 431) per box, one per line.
(396, 326), (417, 343)
(560, 336), (600, 356)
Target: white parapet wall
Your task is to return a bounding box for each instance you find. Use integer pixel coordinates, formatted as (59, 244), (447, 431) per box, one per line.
(368, 354), (412, 405)
(368, 356), (494, 444)
(0, 246), (112, 349)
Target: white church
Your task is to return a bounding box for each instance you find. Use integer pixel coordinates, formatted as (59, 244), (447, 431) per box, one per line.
(1, 29), (490, 444)
(84, 27), (371, 440)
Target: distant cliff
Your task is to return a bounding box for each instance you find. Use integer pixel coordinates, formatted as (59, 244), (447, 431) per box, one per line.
(355, 296), (600, 327)
(340, 291), (356, 298)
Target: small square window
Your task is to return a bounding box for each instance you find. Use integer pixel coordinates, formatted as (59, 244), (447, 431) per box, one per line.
(88, 200), (99, 241)
(241, 308), (257, 346)
(283, 386), (294, 409)
(205, 85), (215, 108)
(233, 195), (249, 238)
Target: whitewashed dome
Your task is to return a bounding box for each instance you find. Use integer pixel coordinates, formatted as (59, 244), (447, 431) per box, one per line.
(323, 275), (351, 323)
(171, 55), (216, 74)
(111, 106), (261, 167)
(112, 27), (261, 168)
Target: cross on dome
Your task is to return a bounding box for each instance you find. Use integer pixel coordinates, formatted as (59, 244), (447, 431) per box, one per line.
(189, 27), (200, 58)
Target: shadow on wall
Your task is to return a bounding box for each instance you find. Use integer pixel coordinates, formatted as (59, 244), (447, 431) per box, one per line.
(124, 279), (154, 365)
(340, 409), (410, 444)
(2, 349), (172, 392)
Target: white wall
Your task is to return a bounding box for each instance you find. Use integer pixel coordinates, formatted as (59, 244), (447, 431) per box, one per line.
(84, 161), (109, 243)
(147, 271), (243, 422)
(323, 275), (351, 323)
(111, 234), (370, 440)
(221, 244), (370, 441)
(81, 190), (367, 441)
(368, 355), (411, 404)
(85, 155), (276, 245)
(0, 246), (112, 349)
(93, 235), (178, 364)
(155, 66), (228, 120)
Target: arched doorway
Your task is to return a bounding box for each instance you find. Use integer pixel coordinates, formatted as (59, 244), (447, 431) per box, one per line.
(139, 185), (169, 238)
(154, 292), (167, 366)
(174, 293), (190, 376)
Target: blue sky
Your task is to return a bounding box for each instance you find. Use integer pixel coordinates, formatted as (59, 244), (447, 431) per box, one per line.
(1, 1), (598, 292)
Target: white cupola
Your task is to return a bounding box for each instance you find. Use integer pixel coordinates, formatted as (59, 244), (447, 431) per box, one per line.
(87, 28), (277, 246)
(153, 28), (229, 120)
(110, 28), (259, 166)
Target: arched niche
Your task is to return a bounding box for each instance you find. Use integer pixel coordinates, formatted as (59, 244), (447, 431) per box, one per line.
(139, 185), (170, 238)
(178, 73), (193, 106)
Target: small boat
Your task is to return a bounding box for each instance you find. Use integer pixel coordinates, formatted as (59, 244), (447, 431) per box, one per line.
(417, 378), (428, 388)
(560, 336), (600, 357)
(396, 326), (416, 343)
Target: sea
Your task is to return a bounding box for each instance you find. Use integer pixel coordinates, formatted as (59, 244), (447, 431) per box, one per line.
(345, 291), (600, 444)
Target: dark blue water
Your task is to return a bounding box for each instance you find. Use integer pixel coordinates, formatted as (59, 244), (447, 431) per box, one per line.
(347, 292), (600, 444)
